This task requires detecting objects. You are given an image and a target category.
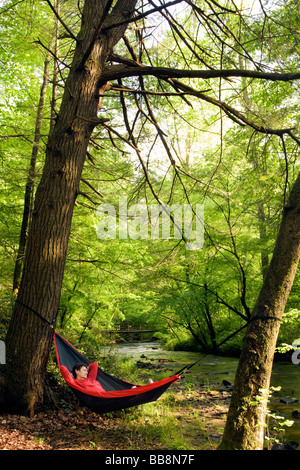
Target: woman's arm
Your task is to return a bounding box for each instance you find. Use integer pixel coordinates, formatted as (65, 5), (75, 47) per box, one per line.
(87, 362), (98, 380)
(60, 365), (75, 383)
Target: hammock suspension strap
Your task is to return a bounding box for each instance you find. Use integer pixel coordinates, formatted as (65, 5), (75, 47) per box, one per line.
(249, 315), (281, 323)
(16, 299), (59, 328)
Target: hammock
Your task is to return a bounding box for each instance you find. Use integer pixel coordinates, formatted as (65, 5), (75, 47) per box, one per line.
(54, 333), (180, 414)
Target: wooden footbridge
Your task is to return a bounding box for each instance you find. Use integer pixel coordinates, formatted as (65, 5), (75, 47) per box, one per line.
(104, 325), (156, 335)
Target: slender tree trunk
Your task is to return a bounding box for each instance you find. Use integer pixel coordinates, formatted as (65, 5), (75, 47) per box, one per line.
(257, 203), (269, 280)
(3, 0), (137, 416)
(50, 0), (60, 137)
(203, 285), (218, 354)
(219, 170), (300, 450)
(12, 50), (52, 294)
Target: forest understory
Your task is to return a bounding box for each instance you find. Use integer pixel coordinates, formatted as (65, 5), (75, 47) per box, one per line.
(0, 380), (229, 451)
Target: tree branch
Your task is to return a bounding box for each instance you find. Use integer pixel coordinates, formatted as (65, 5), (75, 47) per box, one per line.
(102, 0), (185, 32)
(103, 64), (300, 83)
(110, 84), (203, 96)
(164, 273), (249, 321)
(80, 177), (104, 198)
(77, 191), (98, 205)
(169, 79), (294, 136)
(44, 0), (78, 43)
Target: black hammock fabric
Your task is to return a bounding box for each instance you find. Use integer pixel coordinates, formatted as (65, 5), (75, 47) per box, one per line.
(54, 333), (180, 414)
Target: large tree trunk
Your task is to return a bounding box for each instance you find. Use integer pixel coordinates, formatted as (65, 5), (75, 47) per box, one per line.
(219, 171), (300, 450)
(2, 0), (137, 416)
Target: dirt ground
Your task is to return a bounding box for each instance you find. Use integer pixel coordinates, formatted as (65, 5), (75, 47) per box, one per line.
(0, 382), (230, 451)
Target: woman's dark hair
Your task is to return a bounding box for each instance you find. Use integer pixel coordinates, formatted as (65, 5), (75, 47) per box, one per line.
(72, 362), (88, 378)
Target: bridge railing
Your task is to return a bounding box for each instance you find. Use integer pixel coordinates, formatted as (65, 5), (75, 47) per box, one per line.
(103, 324), (155, 334)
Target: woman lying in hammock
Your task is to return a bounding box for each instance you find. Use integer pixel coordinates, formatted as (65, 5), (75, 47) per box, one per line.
(60, 362), (106, 394)
(54, 332), (180, 413)
(60, 362), (141, 394)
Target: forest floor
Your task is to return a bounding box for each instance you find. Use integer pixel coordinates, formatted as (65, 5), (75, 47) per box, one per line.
(0, 380), (230, 451)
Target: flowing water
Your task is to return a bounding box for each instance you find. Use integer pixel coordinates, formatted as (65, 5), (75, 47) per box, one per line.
(104, 341), (300, 448)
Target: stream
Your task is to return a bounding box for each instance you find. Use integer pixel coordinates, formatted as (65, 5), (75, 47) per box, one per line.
(104, 341), (300, 448)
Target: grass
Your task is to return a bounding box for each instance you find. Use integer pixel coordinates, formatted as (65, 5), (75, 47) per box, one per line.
(78, 385), (222, 451)
(0, 377), (227, 450)
(84, 352), (224, 450)
(42, 346), (227, 450)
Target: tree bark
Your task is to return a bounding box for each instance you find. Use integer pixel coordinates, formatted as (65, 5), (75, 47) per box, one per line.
(219, 170), (300, 450)
(49, 0), (60, 137)
(3, 0), (137, 416)
(257, 203), (269, 280)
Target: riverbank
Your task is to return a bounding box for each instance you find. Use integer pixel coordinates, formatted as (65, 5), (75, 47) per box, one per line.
(0, 380), (230, 450)
(1, 340), (298, 451)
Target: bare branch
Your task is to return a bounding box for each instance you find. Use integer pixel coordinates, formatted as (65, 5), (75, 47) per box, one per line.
(168, 79), (295, 137)
(77, 190), (98, 205)
(202, 0), (237, 14)
(102, 0), (185, 32)
(0, 0), (25, 14)
(44, 0), (78, 43)
(103, 64), (300, 83)
(35, 38), (71, 70)
(80, 178), (104, 198)
(110, 84), (208, 97)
